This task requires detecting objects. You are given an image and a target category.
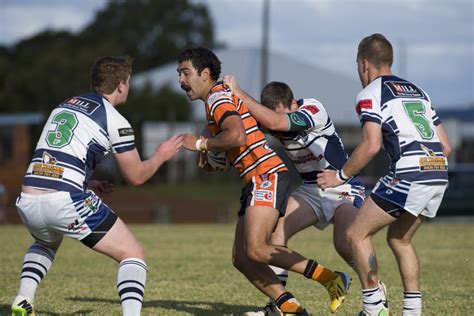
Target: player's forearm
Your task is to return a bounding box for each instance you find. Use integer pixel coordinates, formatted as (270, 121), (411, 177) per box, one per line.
(207, 128), (246, 151)
(341, 140), (378, 178)
(233, 87), (286, 131)
(127, 155), (165, 186)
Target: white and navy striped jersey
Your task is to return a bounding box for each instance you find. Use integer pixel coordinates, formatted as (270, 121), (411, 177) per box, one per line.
(271, 98), (351, 184)
(356, 75), (448, 184)
(23, 93), (135, 193)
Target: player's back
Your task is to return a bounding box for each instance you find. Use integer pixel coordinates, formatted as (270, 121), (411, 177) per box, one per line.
(205, 83), (287, 183)
(356, 75), (448, 184)
(23, 93), (135, 193)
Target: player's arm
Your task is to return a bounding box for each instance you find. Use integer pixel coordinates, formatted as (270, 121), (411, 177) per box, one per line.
(317, 121), (381, 189)
(435, 124), (452, 157)
(115, 135), (183, 186)
(223, 74), (290, 131)
(182, 115), (246, 152)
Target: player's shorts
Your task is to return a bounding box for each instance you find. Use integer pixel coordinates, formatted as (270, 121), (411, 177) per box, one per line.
(238, 171), (290, 217)
(292, 179), (365, 230)
(371, 175), (448, 218)
(16, 190), (117, 248)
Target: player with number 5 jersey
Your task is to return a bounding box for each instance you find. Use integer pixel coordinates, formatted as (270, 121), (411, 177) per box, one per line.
(317, 34), (452, 316)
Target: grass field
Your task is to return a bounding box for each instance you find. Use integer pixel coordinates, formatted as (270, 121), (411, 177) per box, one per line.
(1, 223), (473, 315)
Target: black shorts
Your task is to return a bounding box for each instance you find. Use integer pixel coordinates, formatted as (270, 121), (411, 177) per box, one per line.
(238, 171), (290, 217)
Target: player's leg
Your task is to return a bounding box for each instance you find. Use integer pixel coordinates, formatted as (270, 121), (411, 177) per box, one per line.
(242, 205), (309, 315)
(91, 217), (146, 316)
(333, 203), (358, 267)
(12, 192), (64, 316)
(269, 194), (319, 288)
(387, 212), (423, 316)
(346, 195), (395, 315)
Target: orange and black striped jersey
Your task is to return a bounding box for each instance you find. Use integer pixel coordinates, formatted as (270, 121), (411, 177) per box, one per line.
(205, 82), (287, 184)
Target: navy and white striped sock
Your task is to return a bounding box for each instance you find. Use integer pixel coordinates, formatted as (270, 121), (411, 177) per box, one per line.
(361, 286), (385, 314)
(269, 265), (288, 286)
(117, 258), (147, 316)
(18, 242), (56, 303)
(402, 291), (422, 316)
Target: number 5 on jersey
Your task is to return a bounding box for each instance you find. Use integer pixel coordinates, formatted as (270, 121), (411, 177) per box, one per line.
(402, 101), (434, 140)
(46, 111), (78, 148)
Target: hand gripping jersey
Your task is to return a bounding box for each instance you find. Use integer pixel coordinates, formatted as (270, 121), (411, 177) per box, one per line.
(205, 82), (287, 183)
(271, 99), (357, 185)
(356, 75), (448, 184)
(23, 93), (135, 192)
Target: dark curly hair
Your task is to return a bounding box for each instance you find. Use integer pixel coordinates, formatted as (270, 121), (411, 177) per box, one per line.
(178, 47), (221, 81)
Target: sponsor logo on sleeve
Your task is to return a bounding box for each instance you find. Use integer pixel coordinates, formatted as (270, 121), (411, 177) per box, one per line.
(118, 128), (134, 137)
(355, 99), (373, 115)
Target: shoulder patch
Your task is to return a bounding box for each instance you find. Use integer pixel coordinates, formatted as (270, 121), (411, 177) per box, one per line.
(356, 99), (373, 115)
(207, 91), (233, 106)
(118, 127), (134, 137)
(301, 105), (319, 115)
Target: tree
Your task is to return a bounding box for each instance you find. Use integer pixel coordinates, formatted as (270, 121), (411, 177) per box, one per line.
(0, 0), (216, 120)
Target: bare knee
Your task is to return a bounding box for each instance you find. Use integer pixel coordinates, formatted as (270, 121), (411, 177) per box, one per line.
(246, 243), (267, 264)
(387, 234), (412, 251)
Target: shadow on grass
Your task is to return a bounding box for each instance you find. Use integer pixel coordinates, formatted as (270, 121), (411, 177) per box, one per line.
(69, 297), (258, 315)
(0, 303), (94, 316)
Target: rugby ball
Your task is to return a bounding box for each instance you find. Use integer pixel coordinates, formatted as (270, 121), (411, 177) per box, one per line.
(206, 150), (231, 171)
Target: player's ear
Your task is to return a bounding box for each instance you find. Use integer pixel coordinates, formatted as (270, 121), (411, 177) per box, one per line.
(201, 67), (211, 81)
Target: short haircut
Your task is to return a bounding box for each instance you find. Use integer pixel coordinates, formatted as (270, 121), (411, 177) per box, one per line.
(178, 47), (221, 81)
(357, 33), (393, 68)
(91, 56), (133, 94)
(260, 81), (294, 110)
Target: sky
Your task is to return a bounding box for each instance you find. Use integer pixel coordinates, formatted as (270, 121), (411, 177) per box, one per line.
(0, 0), (472, 108)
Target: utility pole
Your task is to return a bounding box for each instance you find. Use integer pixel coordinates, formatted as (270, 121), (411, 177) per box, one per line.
(261, 0), (270, 92)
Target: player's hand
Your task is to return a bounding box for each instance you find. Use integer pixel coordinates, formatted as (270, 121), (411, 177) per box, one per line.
(223, 74), (240, 92)
(87, 180), (114, 197)
(317, 169), (343, 190)
(157, 135), (183, 161)
(198, 151), (214, 171)
(180, 133), (199, 151)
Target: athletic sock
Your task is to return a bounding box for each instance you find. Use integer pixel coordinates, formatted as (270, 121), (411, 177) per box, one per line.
(402, 291), (422, 315)
(275, 292), (304, 313)
(17, 242), (56, 303)
(361, 286), (385, 314)
(269, 265), (288, 286)
(117, 258), (147, 316)
(303, 259), (338, 284)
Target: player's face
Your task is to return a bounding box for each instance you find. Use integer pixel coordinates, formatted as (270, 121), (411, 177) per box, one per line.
(357, 59), (369, 88)
(178, 60), (206, 101)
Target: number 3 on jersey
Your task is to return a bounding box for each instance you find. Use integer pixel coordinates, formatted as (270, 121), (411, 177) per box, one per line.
(402, 101), (434, 140)
(46, 111), (78, 148)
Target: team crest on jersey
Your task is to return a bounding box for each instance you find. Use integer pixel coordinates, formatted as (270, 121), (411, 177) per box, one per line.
(263, 142), (272, 151)
(32, 152), (64, 179)
(255, 189), (273, 202)
(384, 81), (424, 98)
(61, 97), (100, 115)
(260, 180), (272, 188)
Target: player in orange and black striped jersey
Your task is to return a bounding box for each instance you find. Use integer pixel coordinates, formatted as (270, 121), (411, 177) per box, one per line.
(177, 47), (341, 315)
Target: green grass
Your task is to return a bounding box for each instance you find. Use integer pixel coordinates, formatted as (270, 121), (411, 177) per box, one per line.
(1, 223), (473, 315)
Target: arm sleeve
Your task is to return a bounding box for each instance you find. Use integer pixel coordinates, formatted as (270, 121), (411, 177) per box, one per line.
(208, 91), (240, 128)
(355, 90), (382, 126)
(287, 102), (329, 132)
(108, 110), (136, 154)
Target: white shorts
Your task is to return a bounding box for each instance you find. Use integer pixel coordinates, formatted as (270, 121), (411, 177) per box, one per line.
(372, 175), (448, 218)
(16, 190), (117, 247)
(292, 181), (365, 230)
